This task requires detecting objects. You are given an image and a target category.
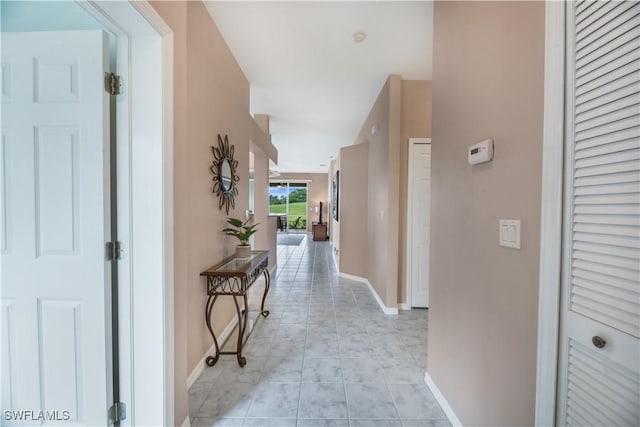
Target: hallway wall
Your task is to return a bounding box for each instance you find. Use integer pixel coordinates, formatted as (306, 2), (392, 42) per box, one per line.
(339, 76), (431, 310)
(150, 2), (272, 425)
(252, 144), (278, 271)
(354, 75), (402, 309)
(337, 143), (369, 278)
(398, 81), (432, 305)
(428, 1), (544, 425)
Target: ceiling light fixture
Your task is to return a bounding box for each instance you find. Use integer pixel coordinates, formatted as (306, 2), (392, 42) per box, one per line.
(352, 31), (367, 43)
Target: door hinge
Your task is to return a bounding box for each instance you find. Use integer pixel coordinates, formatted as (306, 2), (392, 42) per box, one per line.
(108, 401), (126, 424)
(105, 72), (121, 95)
(106, 241), (123, 261)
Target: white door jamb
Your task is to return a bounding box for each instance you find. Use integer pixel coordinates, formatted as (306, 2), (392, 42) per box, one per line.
(75, 1), (174, 425)
(534, 2), (565, 426)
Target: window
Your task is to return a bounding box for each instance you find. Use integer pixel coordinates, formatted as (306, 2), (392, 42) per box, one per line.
(269, 182), (307, 230)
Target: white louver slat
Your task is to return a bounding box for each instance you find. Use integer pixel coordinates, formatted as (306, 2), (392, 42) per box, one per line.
(575, 169), (639, 186)
(575, 56), (639, 93)
(575, 139), (639, 161)
(576, 1), (600, 19)
(567, 340), (640, 426)
(575, 116), (640, 144)
(558, 2), (640, 425)
(576, 82), (639, 114)
(576, 3), (640, 51)
(576, 1), (632, 35)
(576, 23), (640, 70)
(570, 0), (640, 339)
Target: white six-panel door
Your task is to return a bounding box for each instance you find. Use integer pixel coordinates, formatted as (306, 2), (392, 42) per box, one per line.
(409, 141), (431, 308)
(1, 31), (111, 425)
(557, 2), (640, 425)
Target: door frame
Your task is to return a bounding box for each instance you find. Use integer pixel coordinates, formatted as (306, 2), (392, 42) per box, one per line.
(405, 137), (431, 308)
(76, 1), (174, 425)
(534, 2), (565, 425)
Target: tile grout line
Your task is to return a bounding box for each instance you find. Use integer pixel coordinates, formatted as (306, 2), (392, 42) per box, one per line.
(245, 236), (305, 422)
(331, 243), (353, 426)
(295, 235), (313, 424)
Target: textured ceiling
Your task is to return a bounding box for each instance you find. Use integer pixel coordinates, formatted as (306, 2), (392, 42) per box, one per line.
(205, 1), (433, 173)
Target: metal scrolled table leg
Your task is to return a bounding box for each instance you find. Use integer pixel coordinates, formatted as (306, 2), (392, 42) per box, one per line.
(232, 294), (247, 367)
(204, 294), (220, 366)
(260, 268), (270, 317)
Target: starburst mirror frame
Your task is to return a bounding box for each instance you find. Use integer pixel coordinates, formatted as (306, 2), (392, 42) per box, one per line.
(210, 134), (239, 214)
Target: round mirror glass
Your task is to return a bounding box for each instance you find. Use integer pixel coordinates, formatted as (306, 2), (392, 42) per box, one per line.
(221, 159), (232, 191)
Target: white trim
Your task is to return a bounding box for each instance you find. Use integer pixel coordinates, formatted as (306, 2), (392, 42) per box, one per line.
(535, 2), (565, 426)
(331, 244), (339, 272)
(158, 24), (175, 427)
(186, 316), (240, 389)
(398, 303), (411, 311)
(424, 372), (463, 427)
(405, 137), (431, 309)
(130, 4), (175, 425)
(181, 416), (191, 427)
(78, 2), (174, 425)
(130, 1), (173, 35)
(339, 272), (398, 315)
(269, 179), (312, 183)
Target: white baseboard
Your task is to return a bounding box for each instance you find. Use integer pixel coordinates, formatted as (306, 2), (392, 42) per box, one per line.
(186, 315), (239, 389)
(331, 245), (339, 272)
(398, 303), (411, 311)
(181, 415), (191, 427)
(338, 272), (398, 315)
(425, 371), (463, 427)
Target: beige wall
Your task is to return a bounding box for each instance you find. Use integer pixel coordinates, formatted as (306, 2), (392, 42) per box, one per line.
(275, 173), (329, 231)
(338, 143), (369, 278)
(252, 143), (277, 270)
(334, 76), (430, 309)
(355, 75), (401, 308)
(428, 2), (544, 426)
(351, 75), (402, 308)
(398, 81), (432, 304)
(150, 2), (272, 425)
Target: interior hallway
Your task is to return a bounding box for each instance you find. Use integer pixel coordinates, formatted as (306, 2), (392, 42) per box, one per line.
(188, 236), (447, 427)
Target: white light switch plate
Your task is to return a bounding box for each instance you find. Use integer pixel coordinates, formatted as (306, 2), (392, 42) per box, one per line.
(499, 219), (521, 249)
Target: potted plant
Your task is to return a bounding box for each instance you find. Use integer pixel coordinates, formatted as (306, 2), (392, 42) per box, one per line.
(222, 217), (259, 259)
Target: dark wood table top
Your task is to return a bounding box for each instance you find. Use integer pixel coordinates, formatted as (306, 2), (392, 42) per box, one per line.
(200, 250), (269, 278)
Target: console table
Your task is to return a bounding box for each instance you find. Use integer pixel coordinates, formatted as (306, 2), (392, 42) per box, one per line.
(312, 222), (328, 241)
(200, 250), (270, 367)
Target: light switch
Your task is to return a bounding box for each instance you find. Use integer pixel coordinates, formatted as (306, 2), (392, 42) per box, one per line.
(501, 223), (510, 241)
(499, 219), (521, 249)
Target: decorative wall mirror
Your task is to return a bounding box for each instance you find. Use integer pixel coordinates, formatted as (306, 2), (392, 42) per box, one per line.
(210, 134), (239, 214)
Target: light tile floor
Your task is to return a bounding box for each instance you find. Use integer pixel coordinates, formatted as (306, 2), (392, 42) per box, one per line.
(189, 236), (449, 427)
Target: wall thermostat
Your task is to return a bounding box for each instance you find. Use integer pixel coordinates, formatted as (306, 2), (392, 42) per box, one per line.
(468, 139), (494, 165)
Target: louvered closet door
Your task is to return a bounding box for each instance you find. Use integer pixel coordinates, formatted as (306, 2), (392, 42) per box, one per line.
(557, 1), (640, 426)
